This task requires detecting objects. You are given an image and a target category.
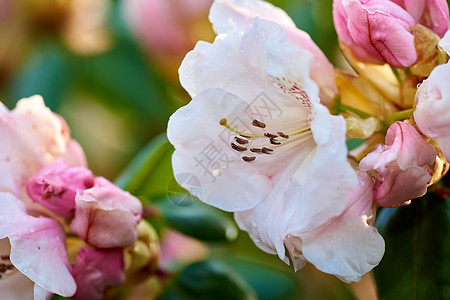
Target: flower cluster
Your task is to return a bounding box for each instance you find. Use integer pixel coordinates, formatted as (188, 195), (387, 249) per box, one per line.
(168, 0), (450, 282)
(0, 96), (143, 299)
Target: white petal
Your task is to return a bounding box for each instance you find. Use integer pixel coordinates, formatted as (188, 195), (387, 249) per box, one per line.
(301, 173), (385, 282)
(209, 0), (296, 34)
(439, 30), (450, 55)
(179, 18), (317, 113)
(168, 89), (272, 211)
(290, 103), (358, 232)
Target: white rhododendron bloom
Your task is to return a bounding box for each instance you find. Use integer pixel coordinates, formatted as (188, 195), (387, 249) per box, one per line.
(168, 0), (384, 281)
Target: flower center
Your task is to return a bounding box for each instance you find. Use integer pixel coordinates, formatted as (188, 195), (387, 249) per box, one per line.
(220, 118), (312, 162)
(0, 255), (16, 279)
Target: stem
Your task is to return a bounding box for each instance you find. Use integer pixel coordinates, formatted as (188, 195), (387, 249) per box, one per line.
(390, 66), (403, 83)
(386, 108), (414, 124)
(339, 104), (372, 119)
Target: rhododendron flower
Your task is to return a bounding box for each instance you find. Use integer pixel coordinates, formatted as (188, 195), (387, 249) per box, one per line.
(71, 248), (125, 300)
(168, 0), (384, 281)
(27, 160), (95, 218)
(333, 0), (417, 67)
(360, 122), (436, 207)
(70, 177), (143, 248)
(0, 96), (142, 299)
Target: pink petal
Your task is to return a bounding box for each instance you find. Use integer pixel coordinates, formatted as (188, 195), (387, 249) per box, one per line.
(70, 177), (142, 248)
(27, 160), (94, 218)
(72, 247), (125, 300)
(0, 192), (76, 297)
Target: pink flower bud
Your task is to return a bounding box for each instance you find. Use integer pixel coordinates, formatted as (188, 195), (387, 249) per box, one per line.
(26, 160), (94, 218)
(333, 0), (417, 67)
(360, 122), (436, 207)
(71, 247), (125, 300)
(391, 0), (449, 37)
(70, 177), (143, 248)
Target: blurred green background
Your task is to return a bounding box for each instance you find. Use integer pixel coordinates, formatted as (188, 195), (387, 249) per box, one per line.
(0, 0), (368, 299)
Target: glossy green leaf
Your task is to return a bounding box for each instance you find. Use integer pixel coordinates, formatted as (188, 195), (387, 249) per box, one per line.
(11, 41), (74, 110)
(155, 199), (238, 242)
(220, 258), (298, 300)
(158, 261), (257, 300)
(115, 134), (173, 195)
(374, 193), (450, 300)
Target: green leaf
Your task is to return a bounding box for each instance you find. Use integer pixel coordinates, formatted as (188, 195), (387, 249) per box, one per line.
(155, 199), (238, 242)
(115, 133), (173, 195)
(158, 261), (257, 300)
(346, 139), (365, 151)
(374, 193), (450, 300)
(220, 258), (298, 300)
(11, 40), (74, 110)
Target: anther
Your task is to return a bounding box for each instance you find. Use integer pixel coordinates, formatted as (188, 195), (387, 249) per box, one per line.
(231, 143), (247, 152)
(250, 148), (262, 153)
(252, 119), (266, 128)
(0, 256), (9, 260)
(264, 132), (278, 139)
(234, 137), (249, 145)
(270, 138), (281, 145)
(242, 156), (256, 162)
(262, 147), (273, 154)
(277, 132), (289, 139)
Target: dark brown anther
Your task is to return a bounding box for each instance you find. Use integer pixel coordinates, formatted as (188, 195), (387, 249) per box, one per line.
(250, 148), (262, 153)
(264, 132), (277, 139)
(270, 138), (281, 145)
(252, 119), (266, 128)
(242, 156), (256, 162)
(231, 143), (247, 152)
(0, 255), (9, 260)
(277, 132), (289, 139)
(262, 147), (273, 154)
(234, 137), (249, 145)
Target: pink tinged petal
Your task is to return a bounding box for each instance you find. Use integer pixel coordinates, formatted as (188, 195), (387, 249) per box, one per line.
(415, 62), (450, 159)
(392, 0), (449, 37)
(301, 172), (385, 282)
(209, 0), (337, 104)
(0, 192), (76, 297)
(0, 95), (87, 198)
(72, 247), (125, 300)
(360, 122), (436, 207)
(27, 160), (95, 218)
(70, 177), (142, 248)
(335, 0), (417, 67)
(439, 30), (450, 55)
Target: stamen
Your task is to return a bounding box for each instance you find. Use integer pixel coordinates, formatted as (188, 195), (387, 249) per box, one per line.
(242, 156), (256, 162)
(234, 137), (249, 145)
(231, 143), (247, 152)
(252, 119), (266, 128)
(250, 148), (262, 153)
(277, 132), (289, 139)
(220, 118), (266, 138)
(264, 133), (278, 139)
(270, 138), (281, 145)
(262, 147), (273, 155)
